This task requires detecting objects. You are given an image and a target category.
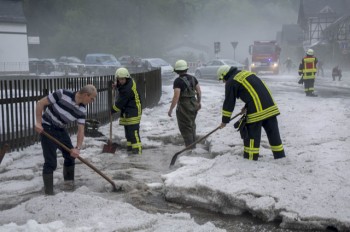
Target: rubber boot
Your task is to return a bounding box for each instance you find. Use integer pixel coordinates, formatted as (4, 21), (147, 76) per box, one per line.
(43, 173), (54, 195)
(62, 165), (75, 191)
(183, 135), (194, 149)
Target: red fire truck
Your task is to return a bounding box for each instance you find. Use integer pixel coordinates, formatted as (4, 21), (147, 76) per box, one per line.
(249, 40), (281, 74)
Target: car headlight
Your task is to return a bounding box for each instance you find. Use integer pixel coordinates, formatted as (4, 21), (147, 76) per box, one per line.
(251, 63), (255, 67)
(273, 63), (278, 67)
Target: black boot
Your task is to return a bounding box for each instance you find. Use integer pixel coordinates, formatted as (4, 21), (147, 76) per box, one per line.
(309, 92), (318, 97)
(43, 173), (54, 195)
(63, 165), (75, 191)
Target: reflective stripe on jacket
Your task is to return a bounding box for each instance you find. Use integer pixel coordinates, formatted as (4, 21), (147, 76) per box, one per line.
(222, 70), (280, 124)
(301, 56), (317, 79)
(112, 79), (142, 125)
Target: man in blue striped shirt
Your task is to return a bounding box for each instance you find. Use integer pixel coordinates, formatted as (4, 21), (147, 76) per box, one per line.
(35, 84), (97, 195)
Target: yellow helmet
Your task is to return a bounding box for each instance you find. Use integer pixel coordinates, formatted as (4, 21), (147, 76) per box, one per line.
(115, 67), (130, 78)
(306, 49), (314, 56)
(217, 65), (231, 80)
(174, 59), (188, 72)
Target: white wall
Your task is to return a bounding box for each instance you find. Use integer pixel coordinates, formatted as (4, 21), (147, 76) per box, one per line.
(0, 22), (29, 73)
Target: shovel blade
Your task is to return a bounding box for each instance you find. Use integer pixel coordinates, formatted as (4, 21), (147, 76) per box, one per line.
(102, 142), (118, 154)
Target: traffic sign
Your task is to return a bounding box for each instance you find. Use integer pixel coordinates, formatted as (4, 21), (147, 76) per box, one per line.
(231, 41), (238, 49)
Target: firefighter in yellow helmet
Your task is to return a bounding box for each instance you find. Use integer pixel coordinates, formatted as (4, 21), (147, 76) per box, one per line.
(298, 49), (318, 97)
(168, 59), (201, 148)
(111, 67), (142, 155)
(217, 65), (285, 161)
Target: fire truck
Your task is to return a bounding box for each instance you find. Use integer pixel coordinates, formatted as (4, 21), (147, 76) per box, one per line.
(249, 40), (281, 74)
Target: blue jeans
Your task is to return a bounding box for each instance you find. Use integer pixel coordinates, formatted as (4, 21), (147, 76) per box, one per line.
(41, 124), (75, 174)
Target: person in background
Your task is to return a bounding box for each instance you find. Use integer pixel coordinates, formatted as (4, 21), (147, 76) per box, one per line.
(283, 57), (293, 73)
(168, 59), (201, 148)
(217, 65), (285, 161)
(318, 60), (324, 77)
(332, 65), (342, 81)
(111, 67), (142, 155)
(35, 84), (97, 195)
(298, 49), (318, 97)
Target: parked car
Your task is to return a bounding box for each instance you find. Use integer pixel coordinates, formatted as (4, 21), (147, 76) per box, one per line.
(194, 59), (244, 79)
(58, 56), (85, 75)
(85, 53), (121, 75)
(141, 58), (174, 79)
(29, 58), (55, 75)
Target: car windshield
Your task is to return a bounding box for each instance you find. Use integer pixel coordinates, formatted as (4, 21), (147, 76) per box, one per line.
(223, 60), (241, 66)
(99, 55), (117, 62)
(148, 59), (169, 67)
(67, 57), (82, 63)
(253, 45), (275, 54)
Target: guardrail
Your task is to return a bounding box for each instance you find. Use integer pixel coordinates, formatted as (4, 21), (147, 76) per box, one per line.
(0, 69), (161, 151)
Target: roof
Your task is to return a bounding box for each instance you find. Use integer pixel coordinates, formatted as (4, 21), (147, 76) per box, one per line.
(301, 0), (350, 18)
(322, 13), (350, 36)
(0, 0), (26, 23)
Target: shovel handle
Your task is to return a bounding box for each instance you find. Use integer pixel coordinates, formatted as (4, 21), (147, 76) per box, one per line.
(41, 130), (117, 190)
(169, 112), (243, 167)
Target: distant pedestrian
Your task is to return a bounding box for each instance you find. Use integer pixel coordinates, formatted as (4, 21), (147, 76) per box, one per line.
(332, 66), (342, 81)
(111, 67), (142, 155)
(35, 84), (97, 195)
(298, 49), (318, 97)
(283, 57), (293, 73)
(168, 59), (201, 148)
(244, 57), (249, 71)
(217, 65), (286, 161)
(318, 60), (324, 77)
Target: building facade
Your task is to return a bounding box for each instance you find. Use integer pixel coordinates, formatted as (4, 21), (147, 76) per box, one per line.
(0, 0), (29, 74)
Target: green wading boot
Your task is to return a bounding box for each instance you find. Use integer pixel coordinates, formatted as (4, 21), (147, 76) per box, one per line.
(43, 173), (54, 195)
(62, 165), (75, 191)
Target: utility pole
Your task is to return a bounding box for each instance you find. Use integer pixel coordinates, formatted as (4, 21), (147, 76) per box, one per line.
(214, 42), (220, 59)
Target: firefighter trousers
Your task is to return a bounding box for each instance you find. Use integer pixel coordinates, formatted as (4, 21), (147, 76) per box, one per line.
(124, 124), (142, 154)
(243, 116), (285, 160)
(303, 78), (315, 95)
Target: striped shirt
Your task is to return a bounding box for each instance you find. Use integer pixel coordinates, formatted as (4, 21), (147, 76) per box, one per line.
(42, 89), (86, 128)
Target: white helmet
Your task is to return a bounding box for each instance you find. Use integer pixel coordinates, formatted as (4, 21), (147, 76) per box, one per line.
(217, 65), (231, 80)
(306, 49), (314, 56)
(115, 67), (130, 78)
(174, 59), (188, 72)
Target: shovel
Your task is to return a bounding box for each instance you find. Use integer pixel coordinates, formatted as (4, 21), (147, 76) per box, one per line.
(102, 89), (118, 153)
(0, 144), (9, 164)
(169, 112), (243, 167)
(102, 113), (118, 153)
(41, 130), (120, 192)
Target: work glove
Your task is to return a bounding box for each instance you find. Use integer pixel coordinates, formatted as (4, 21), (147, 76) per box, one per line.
(111, 105), (119, 114)
(298, 77), (304, 85)
(234, 114), (248, 140)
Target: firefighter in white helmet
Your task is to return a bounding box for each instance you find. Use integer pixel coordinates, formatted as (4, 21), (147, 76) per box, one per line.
(111, 67), (142, 155)
(298, 49), (318, 97)
(217, 65), (286, 161)
(168, 59), (201, 148)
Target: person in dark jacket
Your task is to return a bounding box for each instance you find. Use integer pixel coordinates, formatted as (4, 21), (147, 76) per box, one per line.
(168, 59), (201, 148)
(217, 65), (285, 161)
(332, 65), (342, 81)
(35, 84), (97, 195)
(112, 68), (142, 155)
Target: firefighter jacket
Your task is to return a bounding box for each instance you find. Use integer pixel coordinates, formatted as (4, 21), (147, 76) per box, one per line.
(298, 55), (317, 80)
(222, 70), (280, 124)
(112, 78), (142, 125)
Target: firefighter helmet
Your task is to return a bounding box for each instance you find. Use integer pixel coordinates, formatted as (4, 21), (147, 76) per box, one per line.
(306, 49), (314, 56)
(174, 59), (188, 71)
(115, 67), (130, 78)
(217, 65), (231, 80)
